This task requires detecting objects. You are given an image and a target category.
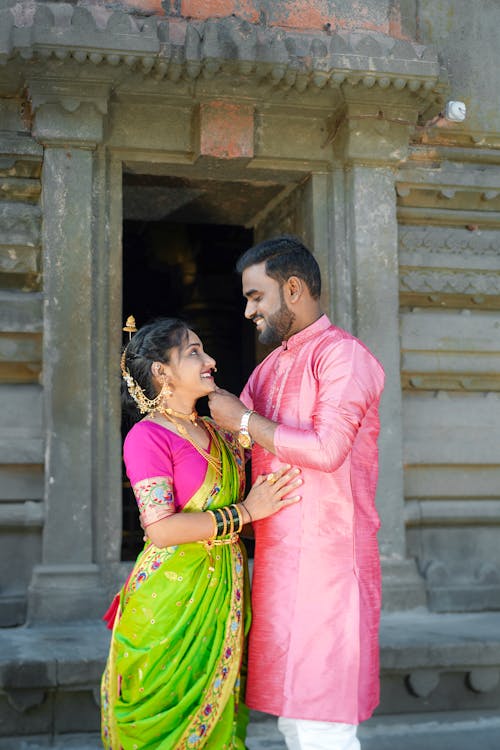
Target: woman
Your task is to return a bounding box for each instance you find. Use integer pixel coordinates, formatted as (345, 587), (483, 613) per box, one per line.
(101, 317), (302, 750)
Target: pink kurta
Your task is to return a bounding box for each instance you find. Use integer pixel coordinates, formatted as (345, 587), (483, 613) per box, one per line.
(241, 314), (385, 724)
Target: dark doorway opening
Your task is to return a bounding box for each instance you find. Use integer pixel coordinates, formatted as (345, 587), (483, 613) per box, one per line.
(121, 220), (255, 560)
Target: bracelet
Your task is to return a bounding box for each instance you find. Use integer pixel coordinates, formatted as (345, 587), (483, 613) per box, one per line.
(241, 501), (253, 524)
(206, 510), (218, 540)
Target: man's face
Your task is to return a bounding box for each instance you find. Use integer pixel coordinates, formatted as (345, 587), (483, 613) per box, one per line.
(241, 262), (295, 345)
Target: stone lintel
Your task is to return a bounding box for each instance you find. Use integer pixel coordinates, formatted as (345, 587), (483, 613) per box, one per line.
(333, 106), (415, 166)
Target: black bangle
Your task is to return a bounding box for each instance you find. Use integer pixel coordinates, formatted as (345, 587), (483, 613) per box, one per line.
(220, 506), (233, 535)
(228, 504), (242, 534)
(212, 508), (226, 537)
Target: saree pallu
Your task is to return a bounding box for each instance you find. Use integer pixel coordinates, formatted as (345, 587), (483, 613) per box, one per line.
(101, 426), (250, 750)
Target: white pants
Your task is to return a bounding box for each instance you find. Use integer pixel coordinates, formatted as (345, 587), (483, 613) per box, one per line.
(278, 716), (361, 750)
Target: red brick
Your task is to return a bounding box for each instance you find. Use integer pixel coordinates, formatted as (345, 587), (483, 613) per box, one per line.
(199, 101), (254, 159)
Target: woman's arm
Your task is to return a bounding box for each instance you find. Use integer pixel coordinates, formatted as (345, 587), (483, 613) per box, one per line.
(144, 466), (302, 548)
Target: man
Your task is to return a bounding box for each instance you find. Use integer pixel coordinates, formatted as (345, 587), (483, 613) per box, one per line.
(208, 235), (385, 750)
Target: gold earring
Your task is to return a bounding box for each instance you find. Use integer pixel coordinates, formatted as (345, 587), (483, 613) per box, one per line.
(163, 380), (173, 399)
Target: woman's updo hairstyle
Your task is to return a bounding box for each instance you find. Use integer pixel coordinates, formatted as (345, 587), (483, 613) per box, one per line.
(121, 317), (190, 419)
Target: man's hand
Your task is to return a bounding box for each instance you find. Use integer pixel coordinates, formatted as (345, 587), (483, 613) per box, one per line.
(208, 386), (247, 432)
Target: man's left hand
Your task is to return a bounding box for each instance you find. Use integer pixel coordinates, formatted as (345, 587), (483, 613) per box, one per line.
(208, 387), (247, 432)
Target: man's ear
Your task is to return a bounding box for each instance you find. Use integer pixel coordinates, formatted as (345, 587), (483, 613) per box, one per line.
(285, 275), (303, 303)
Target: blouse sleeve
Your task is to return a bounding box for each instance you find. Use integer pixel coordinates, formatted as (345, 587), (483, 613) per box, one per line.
(274, 339), (385, 472)
(123, 422), (176, 528)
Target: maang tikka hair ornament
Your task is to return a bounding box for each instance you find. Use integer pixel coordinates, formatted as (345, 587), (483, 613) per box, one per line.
(120, 315), (172, 415)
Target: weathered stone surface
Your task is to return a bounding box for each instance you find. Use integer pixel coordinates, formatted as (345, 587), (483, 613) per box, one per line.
(199, 100), (254, 159)
(0, 4), (441, 98)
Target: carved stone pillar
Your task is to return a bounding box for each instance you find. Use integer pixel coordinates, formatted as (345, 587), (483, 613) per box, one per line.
(334, 106), (427, 610)
(26, 80), (111, 622)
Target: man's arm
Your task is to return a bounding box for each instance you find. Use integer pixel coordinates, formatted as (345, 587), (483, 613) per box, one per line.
(208, 388), (278, 454)
(209, 339), (384, 471)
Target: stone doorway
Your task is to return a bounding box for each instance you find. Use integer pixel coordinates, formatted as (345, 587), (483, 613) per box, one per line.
(120, 170), (296, 558)
(120, 220), (255, 559)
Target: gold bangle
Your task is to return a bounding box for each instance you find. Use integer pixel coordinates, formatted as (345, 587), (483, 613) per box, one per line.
(235, 504), (243, 533)
(206, 510), (217, 540)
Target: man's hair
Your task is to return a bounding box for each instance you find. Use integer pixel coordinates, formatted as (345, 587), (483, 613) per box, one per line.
(236, 235), (321, 299)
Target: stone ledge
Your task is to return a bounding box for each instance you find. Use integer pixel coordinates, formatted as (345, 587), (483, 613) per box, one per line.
(0, 610), (499, 689)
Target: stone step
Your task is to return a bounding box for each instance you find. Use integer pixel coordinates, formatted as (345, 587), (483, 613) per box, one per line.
(2, 710), (500, 750)
(0, 611), (499, 746)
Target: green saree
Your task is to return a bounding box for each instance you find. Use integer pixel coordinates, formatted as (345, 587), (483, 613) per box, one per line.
(101, 423), (251, 749)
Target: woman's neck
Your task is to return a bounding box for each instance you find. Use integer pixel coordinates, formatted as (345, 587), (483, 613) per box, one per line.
(162, 398), (197, 416)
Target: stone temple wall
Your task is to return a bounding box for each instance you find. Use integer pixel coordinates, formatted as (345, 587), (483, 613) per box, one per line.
(0, 1), (499, 747)
(0, 100), (44, 626)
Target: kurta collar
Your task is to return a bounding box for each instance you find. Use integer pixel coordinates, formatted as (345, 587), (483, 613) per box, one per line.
(282, 313), (330, 351)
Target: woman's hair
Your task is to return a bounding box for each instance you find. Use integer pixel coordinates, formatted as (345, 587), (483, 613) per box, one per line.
(235, 234), (321, 299)
(121, 317), (190, 419)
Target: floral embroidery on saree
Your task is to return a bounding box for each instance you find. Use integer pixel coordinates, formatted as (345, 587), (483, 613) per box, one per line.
(132, 475), (175, 526)
(122, 542), (178, 610)
(179, 543), (246, 748)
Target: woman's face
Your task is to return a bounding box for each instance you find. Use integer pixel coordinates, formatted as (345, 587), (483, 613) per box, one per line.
(166, 330), (217, 400)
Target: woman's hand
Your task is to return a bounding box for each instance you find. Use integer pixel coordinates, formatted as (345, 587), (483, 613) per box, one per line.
(241, 465), (302, 523)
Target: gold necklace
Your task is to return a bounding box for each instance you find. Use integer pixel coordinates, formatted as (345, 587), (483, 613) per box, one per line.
(162, 406), (198, 426)
(157, 410), (221, 476)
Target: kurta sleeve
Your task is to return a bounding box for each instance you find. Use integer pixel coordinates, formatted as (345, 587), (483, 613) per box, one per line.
(123, 423), (176, 528)
(274, 339), (384, 471)
(240, 374), (254, 410)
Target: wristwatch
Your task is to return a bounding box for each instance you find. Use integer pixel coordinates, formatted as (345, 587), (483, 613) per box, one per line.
(238, 409), (254, 448)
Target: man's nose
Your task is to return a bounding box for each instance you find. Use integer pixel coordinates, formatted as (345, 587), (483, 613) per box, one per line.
(244, 300), (254, 319)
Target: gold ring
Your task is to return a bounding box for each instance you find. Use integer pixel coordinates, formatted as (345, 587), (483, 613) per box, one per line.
(266, 473), (276, 485)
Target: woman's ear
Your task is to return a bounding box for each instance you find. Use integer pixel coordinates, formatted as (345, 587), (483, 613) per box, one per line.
(151, 361), (164, 379)
(151, 361), (172, 385)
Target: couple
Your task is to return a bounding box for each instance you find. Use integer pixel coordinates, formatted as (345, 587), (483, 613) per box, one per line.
(101, 235), (385, 750)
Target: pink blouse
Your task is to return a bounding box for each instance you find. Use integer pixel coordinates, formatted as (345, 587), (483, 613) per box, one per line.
(123, 421), (211, 527)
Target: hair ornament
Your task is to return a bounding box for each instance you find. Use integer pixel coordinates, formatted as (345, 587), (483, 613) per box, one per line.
(122, 315), (137, 339)
(120, 315), (168, 414)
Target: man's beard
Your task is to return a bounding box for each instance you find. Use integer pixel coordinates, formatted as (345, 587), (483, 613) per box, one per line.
(258, 290), (295, 346)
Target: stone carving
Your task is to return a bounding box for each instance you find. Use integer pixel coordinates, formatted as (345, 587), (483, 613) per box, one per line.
(399, 267), (500, 295)
(399, 226), (500, 257)
(406, 669), (440, 698)
(0, 3), (440, 95)
(466, 668), (500, 694)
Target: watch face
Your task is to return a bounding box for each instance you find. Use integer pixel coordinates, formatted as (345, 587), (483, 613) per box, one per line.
(238, 431), (252, 449)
